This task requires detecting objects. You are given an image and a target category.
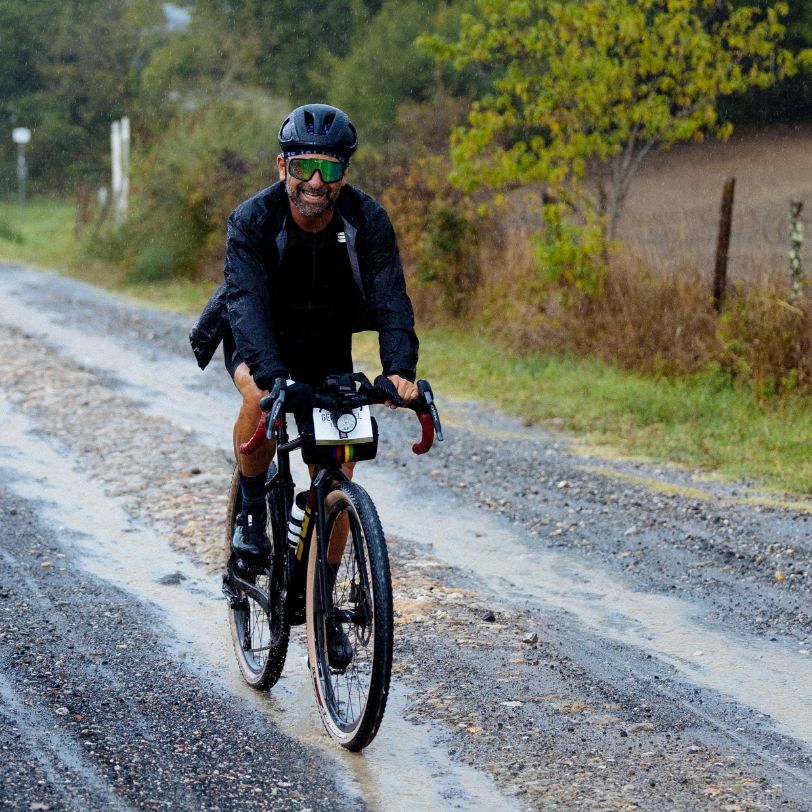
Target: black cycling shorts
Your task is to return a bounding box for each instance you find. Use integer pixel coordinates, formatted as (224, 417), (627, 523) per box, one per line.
(223, 330), (354, 388)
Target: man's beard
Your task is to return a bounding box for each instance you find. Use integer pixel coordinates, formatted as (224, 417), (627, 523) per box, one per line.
(286, 179), (339, 217)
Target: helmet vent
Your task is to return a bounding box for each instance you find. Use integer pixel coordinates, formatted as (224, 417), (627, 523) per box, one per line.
(278, 103), (358, 158)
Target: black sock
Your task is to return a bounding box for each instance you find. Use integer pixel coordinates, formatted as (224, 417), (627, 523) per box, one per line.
(240, 474), (266, 510)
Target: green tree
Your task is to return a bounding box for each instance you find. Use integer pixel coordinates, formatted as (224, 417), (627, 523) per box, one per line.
(0, 0), (50, 112)
(106, 91), (288, 283)
(724, 0), (812, 120)
(426, 0), (801, 244)
(39, 1), (166, 178)
(136, 5), (264, 134)
(0, 0), (167, 193)
(324, 0), (472, 148)
(325, 0), (437, 146)
(0, 0), (58, 193)
(191, 0), (381, 100)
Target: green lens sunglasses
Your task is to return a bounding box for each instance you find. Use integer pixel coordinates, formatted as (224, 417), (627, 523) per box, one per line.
(287, 157), (346, 183)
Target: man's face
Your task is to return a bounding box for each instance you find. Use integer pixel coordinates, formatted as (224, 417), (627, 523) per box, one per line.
(277, 153), (348, 218)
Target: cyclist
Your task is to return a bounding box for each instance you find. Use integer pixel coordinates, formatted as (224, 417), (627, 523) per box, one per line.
(190, 102), (419, 563)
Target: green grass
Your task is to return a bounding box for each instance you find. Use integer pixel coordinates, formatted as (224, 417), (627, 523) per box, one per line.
(405, 328), (812, 495)
(0, 198), (80, 268)
(0, 198), (217, 315)
(3, 198), (811, 495)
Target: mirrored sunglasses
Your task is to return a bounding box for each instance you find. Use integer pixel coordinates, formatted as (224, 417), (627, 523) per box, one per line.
(287, 157), (346, 183)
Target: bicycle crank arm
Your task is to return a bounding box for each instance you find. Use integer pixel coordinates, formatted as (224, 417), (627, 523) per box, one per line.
(223, 571), (271, 614)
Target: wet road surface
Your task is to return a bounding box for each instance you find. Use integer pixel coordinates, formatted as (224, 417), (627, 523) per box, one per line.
(1, 263), (811, 810)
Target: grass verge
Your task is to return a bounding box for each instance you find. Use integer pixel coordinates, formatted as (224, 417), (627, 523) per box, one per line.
(3, 198), (811, 495)
(357, 328), (812, 496)
(0, 198), (216, 314)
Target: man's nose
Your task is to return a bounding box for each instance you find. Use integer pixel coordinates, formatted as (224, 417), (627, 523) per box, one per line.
(308, 171), (326, 188)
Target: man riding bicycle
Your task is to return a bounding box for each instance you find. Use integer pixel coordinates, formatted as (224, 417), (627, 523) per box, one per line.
(190, 102), (419, 564)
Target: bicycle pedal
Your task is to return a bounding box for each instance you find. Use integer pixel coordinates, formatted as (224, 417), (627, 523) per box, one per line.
(231, 555), (260, 580)
(221, 577), (242, 609)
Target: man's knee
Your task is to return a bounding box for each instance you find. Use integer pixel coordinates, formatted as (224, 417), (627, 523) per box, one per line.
(234, 363), (266, 412)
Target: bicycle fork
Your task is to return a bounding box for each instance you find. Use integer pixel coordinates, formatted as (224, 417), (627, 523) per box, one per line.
(311, 469), (339, 627)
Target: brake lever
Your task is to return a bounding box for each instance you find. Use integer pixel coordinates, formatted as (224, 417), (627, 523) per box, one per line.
(417, 379), (443, 442)
(266, 388), (285, 437)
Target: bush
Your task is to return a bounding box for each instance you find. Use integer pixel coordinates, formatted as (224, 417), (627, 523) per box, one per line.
(532, 202), (608, 304)
(383, 154), (481, 320)
(101, 91), (288, 284)
(0, 219), (23, 244)
(719, 285), (811, 396)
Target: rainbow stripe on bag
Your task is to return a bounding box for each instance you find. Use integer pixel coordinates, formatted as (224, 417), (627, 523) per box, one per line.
(325, 444), (353, 463)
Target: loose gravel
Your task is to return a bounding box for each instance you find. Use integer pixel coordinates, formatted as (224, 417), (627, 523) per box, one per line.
(0, 488), (360, 812)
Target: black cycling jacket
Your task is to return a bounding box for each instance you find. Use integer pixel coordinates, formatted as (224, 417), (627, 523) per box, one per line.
(189, 181), (419, 388)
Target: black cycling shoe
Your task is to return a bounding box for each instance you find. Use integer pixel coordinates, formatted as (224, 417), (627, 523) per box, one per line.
(231, 507), (271, 560)
(326, 622), (354, 670)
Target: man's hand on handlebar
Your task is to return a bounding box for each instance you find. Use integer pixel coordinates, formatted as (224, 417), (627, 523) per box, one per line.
(386, 374), (418, 409)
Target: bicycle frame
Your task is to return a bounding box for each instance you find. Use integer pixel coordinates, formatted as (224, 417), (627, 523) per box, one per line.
(267, 413), (349, 628)
(234, 372), (443, 629)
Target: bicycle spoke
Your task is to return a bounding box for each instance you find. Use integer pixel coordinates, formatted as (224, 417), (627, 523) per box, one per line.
(306, 482), (392, 748)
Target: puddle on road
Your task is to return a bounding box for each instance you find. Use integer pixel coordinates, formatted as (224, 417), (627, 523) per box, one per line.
(369, 469), (812, 749)
(0, 398), (519, 812)
(0, 268), (231, 449)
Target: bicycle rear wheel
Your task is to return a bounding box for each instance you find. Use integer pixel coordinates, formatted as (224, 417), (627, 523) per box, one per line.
(224, 465), (289, 690)
(306, 481), (393, 751)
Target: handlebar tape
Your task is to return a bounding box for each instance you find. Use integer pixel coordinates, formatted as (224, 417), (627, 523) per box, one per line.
(412, 411), (435, 455)
(239, 413), (267, 456)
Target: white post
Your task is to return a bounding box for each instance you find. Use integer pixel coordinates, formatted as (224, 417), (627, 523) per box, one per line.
(119, 116), (130, 219)
(12, 127), (31, 210)
(16, 143), (26, 209)
(111, 120), (122, 221)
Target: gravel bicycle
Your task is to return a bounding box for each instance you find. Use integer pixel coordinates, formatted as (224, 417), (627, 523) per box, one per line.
(222, 372), (442, 750)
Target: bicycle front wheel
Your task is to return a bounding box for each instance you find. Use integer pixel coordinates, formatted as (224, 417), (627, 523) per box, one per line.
(306, 481), (393, 751)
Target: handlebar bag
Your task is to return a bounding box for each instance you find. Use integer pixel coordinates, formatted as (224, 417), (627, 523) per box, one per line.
(299, 410), (379, 465)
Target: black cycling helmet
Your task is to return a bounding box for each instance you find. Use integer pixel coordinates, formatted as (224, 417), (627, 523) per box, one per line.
(278, 103), (358, 160)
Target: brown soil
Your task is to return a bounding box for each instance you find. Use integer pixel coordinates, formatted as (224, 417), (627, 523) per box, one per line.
(617, 123), (812, 283)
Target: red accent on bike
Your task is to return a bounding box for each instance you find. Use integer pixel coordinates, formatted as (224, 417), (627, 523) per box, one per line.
(412, 411), (435, 455)
(239, 413), (267, 455)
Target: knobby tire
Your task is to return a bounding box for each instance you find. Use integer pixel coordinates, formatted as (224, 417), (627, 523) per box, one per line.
(306, 481), (393, 751)
(225, 465), (289, 690)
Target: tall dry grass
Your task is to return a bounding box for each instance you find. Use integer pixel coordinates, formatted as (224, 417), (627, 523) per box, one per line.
(399, 194), (812, 394)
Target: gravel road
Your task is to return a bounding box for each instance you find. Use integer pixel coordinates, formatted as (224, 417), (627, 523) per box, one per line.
(1, 263), (810, 811)
(0, 486), (356, 812)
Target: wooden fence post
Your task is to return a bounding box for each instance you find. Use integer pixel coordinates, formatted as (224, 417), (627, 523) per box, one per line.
(789, 201), (804, 306)
(713, 177), (735, 313)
